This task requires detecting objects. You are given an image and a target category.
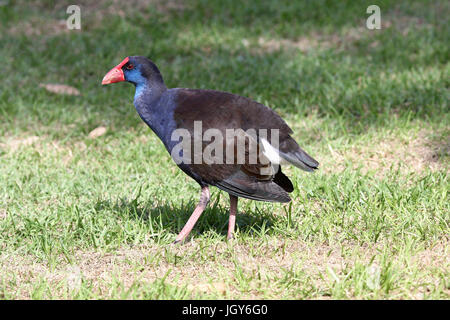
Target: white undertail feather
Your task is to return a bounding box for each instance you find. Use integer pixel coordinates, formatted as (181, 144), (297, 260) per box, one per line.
(260, 138), (316, 172)
(260, 138), (283, 165)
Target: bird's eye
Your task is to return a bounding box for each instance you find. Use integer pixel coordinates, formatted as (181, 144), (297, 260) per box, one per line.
(126, 63), (134, 70)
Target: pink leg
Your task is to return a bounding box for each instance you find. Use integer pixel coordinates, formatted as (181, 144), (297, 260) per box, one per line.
(227, 195), (238, 240)
(174, 186), (210, 244)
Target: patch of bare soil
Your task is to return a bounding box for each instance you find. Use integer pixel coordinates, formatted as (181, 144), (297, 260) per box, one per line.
(410, 241), (450, 299)
(8, 0), (188, 37)
(249, 9), (437, 55)
(324, 130), (449, 177)
(252, 36), (320, 53)
(383, 11), (435, 36)
(81, 0), (187, 15)
(7, 18), (69, 37)
(17, 0), (187, 14)
(247, 25), (377, 54)
(0, 241), (345, 299)
(69, 0), (188, 24)
(0, 136), (40, 151)
(1, 237), (447, 299)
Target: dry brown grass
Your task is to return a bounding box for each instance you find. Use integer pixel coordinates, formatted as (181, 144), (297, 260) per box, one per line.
(0, 136), (40, 151)
(247, 8), (437, 55)
(322, 129), (449, 178)
(1, 237), (448, 299)
(6, 0), (189, 37)
(7, 18), (70, 37)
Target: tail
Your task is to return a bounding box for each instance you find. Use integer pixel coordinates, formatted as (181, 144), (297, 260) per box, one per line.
(279, 137), (319, 172)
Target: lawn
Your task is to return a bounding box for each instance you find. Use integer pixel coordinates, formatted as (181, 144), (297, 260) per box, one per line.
(0, 0), (448, 299)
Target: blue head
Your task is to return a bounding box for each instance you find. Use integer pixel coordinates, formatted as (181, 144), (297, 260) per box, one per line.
(102, 56), (166, 99)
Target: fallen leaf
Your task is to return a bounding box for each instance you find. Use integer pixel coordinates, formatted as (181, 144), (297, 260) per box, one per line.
(88, 126), (107, 139)
(40, 83), (80, 96)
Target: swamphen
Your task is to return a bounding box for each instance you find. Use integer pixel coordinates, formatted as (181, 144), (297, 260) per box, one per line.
(102, 56), (318, 243)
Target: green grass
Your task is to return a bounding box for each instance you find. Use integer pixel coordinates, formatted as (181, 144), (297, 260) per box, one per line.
(0, 0), (448, 299)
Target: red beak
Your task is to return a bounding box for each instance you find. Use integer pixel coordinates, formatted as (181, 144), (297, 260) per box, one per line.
(102, 57), (129, 85)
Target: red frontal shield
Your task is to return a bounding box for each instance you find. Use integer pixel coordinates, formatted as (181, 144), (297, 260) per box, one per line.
(102, 57), (129, 85)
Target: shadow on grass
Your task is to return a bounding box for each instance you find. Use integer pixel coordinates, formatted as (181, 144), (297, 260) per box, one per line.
(94, 194), (281, 240)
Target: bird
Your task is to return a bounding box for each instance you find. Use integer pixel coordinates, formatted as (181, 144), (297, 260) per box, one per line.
(102, 56), (319, 243)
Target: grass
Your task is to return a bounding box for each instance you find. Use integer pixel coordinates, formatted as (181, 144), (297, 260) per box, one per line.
(0, 0), (448, 299)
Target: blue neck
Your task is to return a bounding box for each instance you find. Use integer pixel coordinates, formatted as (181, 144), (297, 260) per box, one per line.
(133, 81), (167, 129)
(133, 79), (166, 102)
(134, 83), (146, 100)
(133, 86), (179, 154)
